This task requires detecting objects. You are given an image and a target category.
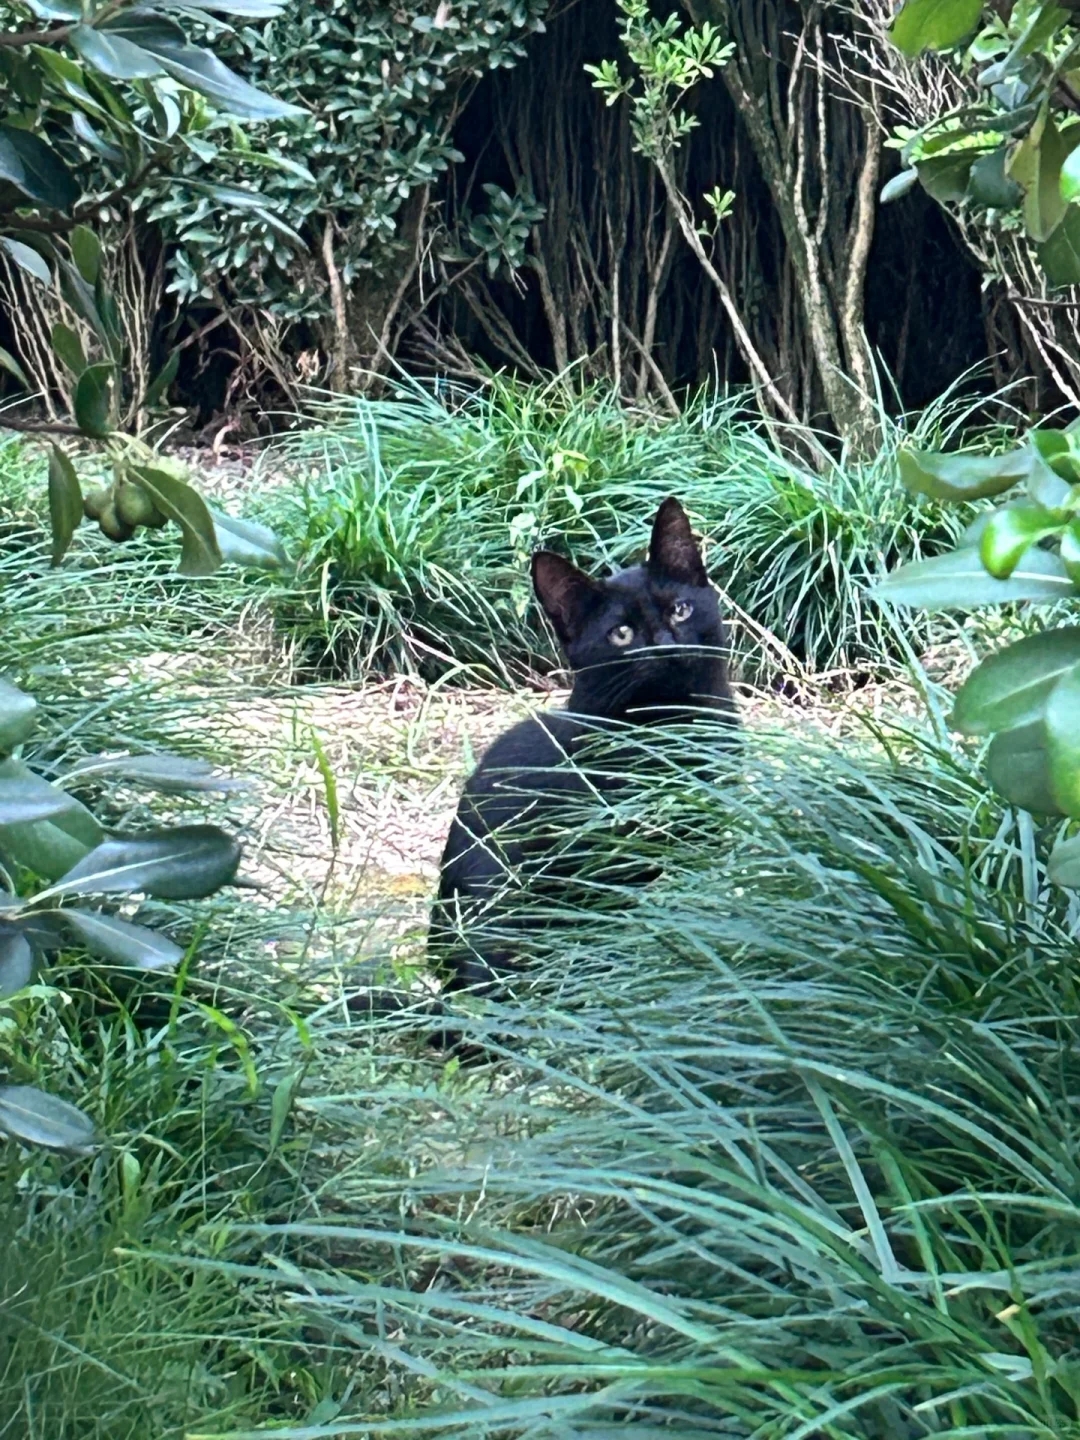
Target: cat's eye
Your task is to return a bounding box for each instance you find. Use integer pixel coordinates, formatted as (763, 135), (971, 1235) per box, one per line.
(608, 623), (634, 647)
(669, 600), (693, 623)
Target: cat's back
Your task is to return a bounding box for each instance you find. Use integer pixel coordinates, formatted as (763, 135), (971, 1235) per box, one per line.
(461, 709), (594, 802)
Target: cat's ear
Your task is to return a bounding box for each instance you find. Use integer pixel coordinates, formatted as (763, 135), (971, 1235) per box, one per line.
(648, 497), (707, 586)
(532, 551), (603, 645)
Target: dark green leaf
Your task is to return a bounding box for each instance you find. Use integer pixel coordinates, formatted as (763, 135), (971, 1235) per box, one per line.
(1038, 205), (1080, 286)
(1045, 662), (1080, 816)
(0, 345), (28, 388)
(967, 146), (1021, 209)
(870, 546), (1076, 610)
(269, 1070), (301, 1152)
(0, 925), (33, 997)
(986, 720), (1063, 814)
(72, 362), (115, 438)
(898, 446), (1030, 502)
(916, 151), (976, 204)
(1048, 832), (1080, 886)
(130, 464), (222, 576)
(880, 169), (919, 204)
(890, 0), (983, 53)
(979, 503), (1063, 579)
(0, 1085), (96, 1152)
(142, 347), (179, 410)
(0, 236), (51, 284)
(952, 628), (1080, 735)
(100, 12), (188, 46)
(64, 752), (247, 793)
(69, 224), (101, 286)
(210, 508), (288, 570)
(70, 24), (164, 81)
(131, 37), (305, 121)
(72, 112), (124, 165)
(47, 444), (83, 566)
(0, 678), (36, 752)
(0, 125), (78, 211)
(57, 257), (108, 349)
(61, 908), (183, 971)
(52, 824), (242, 900)
(0, 796), (102, 880)
(0, 767), (78, 826)
(50, 321), (86, 377)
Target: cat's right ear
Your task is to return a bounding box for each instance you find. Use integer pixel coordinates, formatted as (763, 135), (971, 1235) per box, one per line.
(531, 551), (602, 645)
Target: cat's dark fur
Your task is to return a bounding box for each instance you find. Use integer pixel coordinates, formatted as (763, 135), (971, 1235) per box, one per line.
(430, 497), (738, 994)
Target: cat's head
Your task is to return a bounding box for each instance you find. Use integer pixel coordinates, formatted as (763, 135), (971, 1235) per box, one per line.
(531, 497), (730, 716)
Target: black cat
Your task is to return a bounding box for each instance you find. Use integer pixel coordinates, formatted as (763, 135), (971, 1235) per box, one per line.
(430, 497), (738, 994)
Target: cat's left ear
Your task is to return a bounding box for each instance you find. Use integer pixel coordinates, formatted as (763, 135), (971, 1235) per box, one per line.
(648, 497), (707, 586)
(532, 550), (603, 645)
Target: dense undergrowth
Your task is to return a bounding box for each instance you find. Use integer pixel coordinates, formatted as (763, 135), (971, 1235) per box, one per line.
(257, 376), (989, 682)
(3, 393), (1080, 1436)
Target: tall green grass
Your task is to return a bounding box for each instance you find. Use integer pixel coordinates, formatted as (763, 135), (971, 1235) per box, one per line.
(258, 374), (989, 683)
(100, 722), (1080, 1437)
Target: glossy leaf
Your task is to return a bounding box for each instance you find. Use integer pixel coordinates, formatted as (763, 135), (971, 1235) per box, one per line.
(0, 768), (79, 826)
(47, 444), (83, 567)
(1048, 832), (1080, 887)
(898, 446), (1030, 502)
(70, 24), (164, 81)
(951, 628), (1080, 735)
(0, 125), (79, 211)
(0, 236), (51, 284)
(870, 546), (1076, 610)
(0, 925), (33, 998)
(979, 503), (1063, 580)
(181, 0), (287, 12)
(64, 752), (247, 793)
(986, 721), (1062, 815)
(130, 36), (305, 121)
(50, 321), (86, 377)
(130, 464), (222, 576)
(72, 362), (115, 439)
(0, 795), (103, 880)
(61, 907), (183, 971)
(880, 169), (919, 204)
(890, 0), (982, 54)
(69, 224), (101, 287)
(0, 678), (37, 752)
(967, 146), (1021, 209)
(916, 151), (976, 204)
(52, 824), (242, 900)
(1045, 662), (1080, 816)
(0, 1085), (96, 1152)
(210, 508), (288, 570)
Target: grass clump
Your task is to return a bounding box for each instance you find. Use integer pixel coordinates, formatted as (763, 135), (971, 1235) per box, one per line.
(260, 374), (982, 684)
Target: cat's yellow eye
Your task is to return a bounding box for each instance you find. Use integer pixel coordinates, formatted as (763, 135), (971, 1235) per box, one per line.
(669, 600), (693, 623)
(608, 623), (634, 647)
